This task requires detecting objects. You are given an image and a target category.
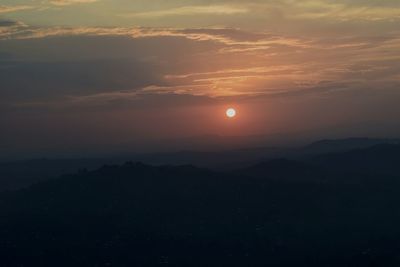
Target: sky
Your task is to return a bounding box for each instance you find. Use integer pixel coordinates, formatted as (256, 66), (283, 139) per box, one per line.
(1, 0), (400, 158)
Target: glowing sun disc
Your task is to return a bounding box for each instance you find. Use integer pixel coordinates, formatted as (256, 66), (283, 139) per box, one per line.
(226, 108), (236, 118)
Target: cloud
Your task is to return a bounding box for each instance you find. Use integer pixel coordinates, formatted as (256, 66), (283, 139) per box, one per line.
(48, 0), (98, 6)
(0, 20), (19, 27)
(1, 19), (400, 113)
(226, 0), (400, 22)
(0, 22), (310, 55)
(0, 58), (164, 105)
(290, 1), (400, 22)
(0, 5), (34, 14)
(123, 5), (248, 18)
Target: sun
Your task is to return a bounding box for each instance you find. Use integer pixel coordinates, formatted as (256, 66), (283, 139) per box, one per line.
(226, 108), (237, 118)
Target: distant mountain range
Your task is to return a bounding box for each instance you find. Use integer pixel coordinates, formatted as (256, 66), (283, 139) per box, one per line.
(1, 137), (399, 191)
(312, 143), (400, 176)
(303, 137), (400, 154)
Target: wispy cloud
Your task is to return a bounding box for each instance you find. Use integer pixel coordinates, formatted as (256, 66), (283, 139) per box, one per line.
(0, 5), (34, 14)
(0, 22), (309, 52)
(291, 1), (400, 22)
(1, 19), (400, 107)
(123, 5), (248, 18)
(48, 0), (98, 6)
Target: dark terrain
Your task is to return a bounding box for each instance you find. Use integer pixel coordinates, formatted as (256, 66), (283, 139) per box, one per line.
(1, 137), (398, 191)
(1, 139), (400, 266)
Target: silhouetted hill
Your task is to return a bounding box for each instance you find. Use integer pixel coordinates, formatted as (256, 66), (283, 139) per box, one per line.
(2, 161), (400, 266)
(303, 137), (400, 154)
(311, 144), (400, 176)
(0, 158), (124, 191)
(134, 146), (283, 169)
(2, 137), (398, 192)
(238, 159), (327, 182)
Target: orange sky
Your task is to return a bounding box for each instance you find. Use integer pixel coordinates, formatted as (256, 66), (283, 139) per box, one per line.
(1, 0), (400, 157)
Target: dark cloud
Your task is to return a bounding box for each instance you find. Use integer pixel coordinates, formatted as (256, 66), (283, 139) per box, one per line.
(0, 19), (18, 27)
(0, 59), (164, 104)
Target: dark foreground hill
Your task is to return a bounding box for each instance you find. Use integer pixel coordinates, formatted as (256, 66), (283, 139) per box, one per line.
(1, 160), (400, 266)
(311, 144), (400, 176)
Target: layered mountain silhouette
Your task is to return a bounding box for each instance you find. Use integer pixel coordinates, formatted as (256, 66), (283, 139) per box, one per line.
(1, 137), (399, 191)
(2, 141), (400, 266)
(312, 144), (400, 176)
(302, 137), (400, 154)
(238, 159), (325, 182)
